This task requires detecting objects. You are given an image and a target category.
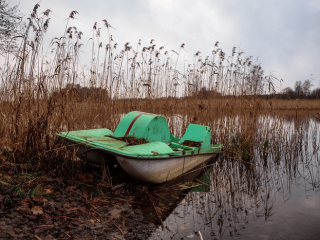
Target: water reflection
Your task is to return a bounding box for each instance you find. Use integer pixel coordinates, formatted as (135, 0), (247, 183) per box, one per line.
(146, 117), (320, 240)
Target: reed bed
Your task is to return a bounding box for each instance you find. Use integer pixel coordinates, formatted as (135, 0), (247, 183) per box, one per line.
(0, 4), (319, 170)
(0, 3), (319, 239)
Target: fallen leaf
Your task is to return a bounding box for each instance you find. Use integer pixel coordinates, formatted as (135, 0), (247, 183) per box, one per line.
(83, 191), (89, 198)
(0, 179), (10, 186)
(39, 185), (54, 195)
(180, 223), (189, 230)
(65, 207), (79, 213)
(55, 177), (63, 182)
(16, 198), (31, 213)
(77, 173), (85, 181)
(79, 206), (86, 213)
(77, 173), (94, 183)
(109, 209), (121, 219)
(44, 185), (54, 194)
(155, 206), (162, 215)
(43, 189), (53, 194)
(33, 196), (48, 203)
(85, 174), (94, 183)
(3, 146), (12, 152)
(16, 205), (30, 213)
(88, 219), (96, 224)
(34, 235), (43, 240)
(122, 212), (126, 230)
(31, 206), (43, 215)
(40, 177), (54, 182)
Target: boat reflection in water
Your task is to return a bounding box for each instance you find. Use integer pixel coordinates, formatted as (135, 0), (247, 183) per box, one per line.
(145, 116), (320, 240)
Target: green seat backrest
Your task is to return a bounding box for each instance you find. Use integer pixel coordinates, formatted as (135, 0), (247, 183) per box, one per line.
(179, 124), (212, 153)
(113, 111), (171, 143)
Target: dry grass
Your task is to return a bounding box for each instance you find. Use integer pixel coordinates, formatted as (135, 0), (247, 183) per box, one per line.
(0, 5), (319, 240)
(0, 4), (319, 168)
(0, 94), (319, 164)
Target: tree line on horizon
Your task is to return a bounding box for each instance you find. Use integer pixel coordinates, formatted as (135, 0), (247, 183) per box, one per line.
(55, 81), (320, 101)
(279, 79), (320, 99)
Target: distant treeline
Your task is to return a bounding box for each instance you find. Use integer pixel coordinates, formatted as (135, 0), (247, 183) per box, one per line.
(192, 83), (320, 100)
(197, 79), (320, 100)
(54, 81), (320, 101)
(53, 84), (109, 101)
(53, 85), (223, 100)
(279, 80), (320, 99)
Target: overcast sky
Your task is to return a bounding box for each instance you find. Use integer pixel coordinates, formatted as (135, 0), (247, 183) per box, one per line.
(11, 0), (320, 90)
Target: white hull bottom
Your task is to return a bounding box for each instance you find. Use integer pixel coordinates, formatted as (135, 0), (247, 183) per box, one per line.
(116, 154), (217, 184)
(61, 139), (218, 184)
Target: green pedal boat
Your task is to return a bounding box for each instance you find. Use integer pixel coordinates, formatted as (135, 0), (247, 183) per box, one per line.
(57, 111), (222, 184)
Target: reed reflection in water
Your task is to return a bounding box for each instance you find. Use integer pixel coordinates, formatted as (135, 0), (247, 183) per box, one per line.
(149, 116), (320, 240)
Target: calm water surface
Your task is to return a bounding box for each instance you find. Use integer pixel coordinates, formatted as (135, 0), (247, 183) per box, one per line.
(147, 116), (320, 240)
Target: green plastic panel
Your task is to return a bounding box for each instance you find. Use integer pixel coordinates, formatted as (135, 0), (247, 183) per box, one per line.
(56, 112), (223, 158)
(120, 142), (174, 157)
(113, 111), (171, 143)
(179, 124), (210, 143)
(57, 128), (113, 144)
(178, 124), (213, 153)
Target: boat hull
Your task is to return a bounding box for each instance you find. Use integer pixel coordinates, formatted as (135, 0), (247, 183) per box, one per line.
(116, 153), (218, 184)
(59, 139), (219, 184)
(61, 139), (118, 165)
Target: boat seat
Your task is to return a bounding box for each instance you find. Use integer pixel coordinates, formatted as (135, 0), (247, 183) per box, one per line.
(112, 111), (171, 143)
(179, 124), (212, 153)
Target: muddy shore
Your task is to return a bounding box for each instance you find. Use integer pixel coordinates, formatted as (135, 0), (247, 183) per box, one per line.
(0, 157), (199, 240)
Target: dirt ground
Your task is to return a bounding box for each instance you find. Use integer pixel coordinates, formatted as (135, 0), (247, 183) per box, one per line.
(0, 161), (171, 240)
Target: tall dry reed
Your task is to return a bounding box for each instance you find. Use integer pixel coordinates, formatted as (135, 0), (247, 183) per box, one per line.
(0, 4), (319, 168)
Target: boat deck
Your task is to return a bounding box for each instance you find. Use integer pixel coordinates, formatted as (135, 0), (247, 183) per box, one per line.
(57, 128), (222, 158)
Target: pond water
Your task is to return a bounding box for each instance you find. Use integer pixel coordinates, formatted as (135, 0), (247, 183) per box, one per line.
(145, 116), (320, 240)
